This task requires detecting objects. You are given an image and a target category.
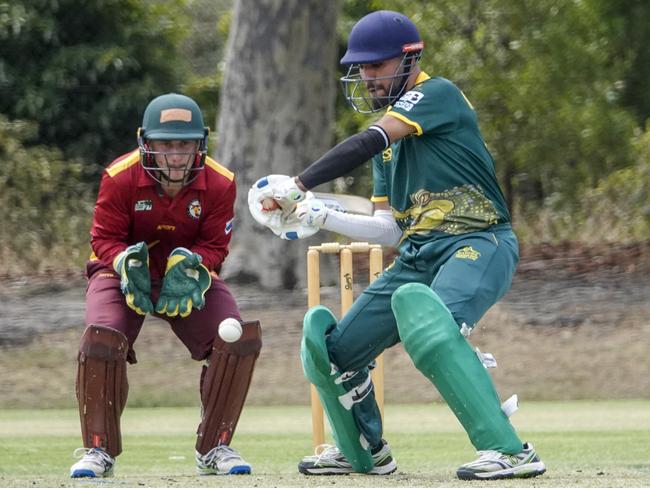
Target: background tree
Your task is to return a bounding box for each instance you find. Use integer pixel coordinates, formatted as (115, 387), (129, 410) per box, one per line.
(215, 0), (338, 288)
(0, 115), (93, 275)
(0, 0), (188, 172)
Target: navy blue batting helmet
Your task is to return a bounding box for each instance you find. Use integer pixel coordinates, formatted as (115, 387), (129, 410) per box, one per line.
(340, 11), (423, 113)
(340, 10), (422, 65)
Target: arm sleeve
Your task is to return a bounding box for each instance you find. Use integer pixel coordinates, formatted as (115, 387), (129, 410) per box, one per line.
(89, 172), (132, 266)
(322, 209), (402, 247)
(190, 178), (236, 271)
(298, 126), (389, 189)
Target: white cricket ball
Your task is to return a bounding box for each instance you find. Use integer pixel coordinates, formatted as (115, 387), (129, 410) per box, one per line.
(218, 318), (243, 343)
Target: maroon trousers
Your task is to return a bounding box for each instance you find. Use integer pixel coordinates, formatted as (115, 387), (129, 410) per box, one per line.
(84, 262), (241, 362)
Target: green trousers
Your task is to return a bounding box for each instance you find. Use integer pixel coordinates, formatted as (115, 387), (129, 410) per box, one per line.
(325, 225), (521, 451)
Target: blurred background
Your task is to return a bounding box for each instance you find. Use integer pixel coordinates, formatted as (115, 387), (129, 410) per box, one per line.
(0, 0), (648, 408)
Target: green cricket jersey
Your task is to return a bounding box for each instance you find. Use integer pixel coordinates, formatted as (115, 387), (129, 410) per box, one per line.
(372, 72), (511, 245)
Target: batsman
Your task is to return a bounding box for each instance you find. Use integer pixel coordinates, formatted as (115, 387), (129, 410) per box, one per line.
(70, 93), (262, 478)
(249, 10), (546, 481)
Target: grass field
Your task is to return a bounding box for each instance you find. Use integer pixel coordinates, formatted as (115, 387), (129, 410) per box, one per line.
(1, 400), (649, 487)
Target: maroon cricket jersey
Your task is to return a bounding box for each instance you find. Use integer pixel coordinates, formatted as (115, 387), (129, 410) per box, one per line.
(89, 149), (236, 281)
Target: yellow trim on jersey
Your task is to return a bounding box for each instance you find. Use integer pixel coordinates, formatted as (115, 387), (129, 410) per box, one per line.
(205, 156), (235, 181)
(383, 71), (431, 137)
(414, 71), (431, 84)
(371, 195), (389, 203)
(386, 111), (423, 136)
(106, 150), (140, 177)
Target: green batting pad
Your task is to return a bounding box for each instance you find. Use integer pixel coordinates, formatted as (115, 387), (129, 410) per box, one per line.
(391, 283), (522, 453)
(301, 305), (374, 473)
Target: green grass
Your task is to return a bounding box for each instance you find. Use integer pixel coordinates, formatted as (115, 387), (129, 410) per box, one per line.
(1, 401), (649, 487)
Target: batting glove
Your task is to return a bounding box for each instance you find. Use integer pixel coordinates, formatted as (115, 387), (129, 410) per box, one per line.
(295, 198), (328, 228)
(113, 242), (154, 315)
(251, 174), (306, 212)
(155, 248), (212, 318)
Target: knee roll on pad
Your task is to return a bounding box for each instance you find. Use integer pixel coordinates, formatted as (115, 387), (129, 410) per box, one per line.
(196, 320), (262, 454)
(301, 306), (374, 473)
(76, 325), (129, 457)
(391, 283), (522, 453)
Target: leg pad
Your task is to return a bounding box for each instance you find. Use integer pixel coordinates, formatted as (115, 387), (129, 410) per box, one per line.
(196, 320), (262, 454)
(301, 306), (374, 473)
(76, 325), (129, 457)
(392, 283), (522, 453)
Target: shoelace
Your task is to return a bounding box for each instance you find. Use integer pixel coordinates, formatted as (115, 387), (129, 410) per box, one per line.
(313, 444), (343, 464)
(475, 450), (505, 460)
(202, 445), (240, 466)
(72, 447), (112, 464)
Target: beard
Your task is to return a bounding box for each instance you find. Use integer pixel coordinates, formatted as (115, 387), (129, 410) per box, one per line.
(367, 71), (410, 110)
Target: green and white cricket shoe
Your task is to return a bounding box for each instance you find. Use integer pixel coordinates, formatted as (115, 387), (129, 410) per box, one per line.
(69, 447), (115, 478)
(196, 445), (251, 475)
(456, 442), (546, 480)
(298, 440), (397, 475)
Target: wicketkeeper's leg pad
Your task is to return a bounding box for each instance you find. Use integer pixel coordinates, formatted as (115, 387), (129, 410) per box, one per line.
(196, 320), (262, 454)
(391, 283), (522, 453)
(301, 306), (374, 473)
(76, 325), (129, 457)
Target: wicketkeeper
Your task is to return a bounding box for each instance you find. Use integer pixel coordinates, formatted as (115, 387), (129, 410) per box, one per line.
(70, 93), (262, 478)
(249, 10), (545, 481)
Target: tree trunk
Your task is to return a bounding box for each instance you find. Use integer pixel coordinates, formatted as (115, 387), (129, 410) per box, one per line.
(215, 0), (338, 289)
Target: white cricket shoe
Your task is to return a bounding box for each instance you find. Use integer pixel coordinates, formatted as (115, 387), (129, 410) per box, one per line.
(456, 442), (546, 480)
(195, 445), (251, 475)
(70, 447), (115, 478)
(298, 439), (397, 475)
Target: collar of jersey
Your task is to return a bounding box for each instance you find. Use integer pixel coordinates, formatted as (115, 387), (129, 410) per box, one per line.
(385, 71), (432, 114)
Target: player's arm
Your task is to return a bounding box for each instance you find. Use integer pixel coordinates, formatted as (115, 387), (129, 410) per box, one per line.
(295, 196), (402, 247)
(90, 172), (133, 265)
(296, 116), (415, 191)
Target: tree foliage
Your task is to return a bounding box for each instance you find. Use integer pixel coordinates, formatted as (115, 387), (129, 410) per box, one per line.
(1, 0), (649, 277)
(0, 0), (188, 171)
(0, 116), (94, 275)
(342, 0), (638, 216)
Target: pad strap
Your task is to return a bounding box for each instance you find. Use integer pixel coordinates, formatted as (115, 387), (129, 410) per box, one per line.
(196, 321), (262, 454)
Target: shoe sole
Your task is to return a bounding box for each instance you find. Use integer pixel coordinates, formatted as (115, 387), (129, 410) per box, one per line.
(457, 463), (546, 480)
(298, 462), (397, 476)
(70, 469), (113, 478)
(197, 465), (252, 475)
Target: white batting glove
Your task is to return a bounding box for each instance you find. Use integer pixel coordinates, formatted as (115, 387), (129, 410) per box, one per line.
(270, 175), (306, 210)
(295, 198), (328, 228)
(248, 180), (319, 240)
(250, 174), (306, 213)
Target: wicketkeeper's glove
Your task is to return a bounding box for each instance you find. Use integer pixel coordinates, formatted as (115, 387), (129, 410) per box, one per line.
(113, 241), (154, 315)
(155, 247), (212, 318)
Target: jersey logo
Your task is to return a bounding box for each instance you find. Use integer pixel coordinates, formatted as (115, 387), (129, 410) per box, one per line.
(225, 218), (233, 234)
(187, 199), (202, 219)
(394, 90), (424, 112)
(134, 199), (152, 211)
(382, 148), (393, 162)
(455, 246), (481, 261)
